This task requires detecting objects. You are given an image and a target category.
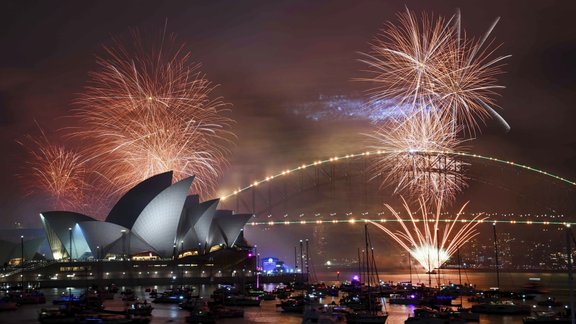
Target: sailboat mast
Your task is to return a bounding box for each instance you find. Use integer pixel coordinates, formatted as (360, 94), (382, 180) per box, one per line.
(566, 225), (575, 324)
(437, 228), (441, 287)
(358, 248), (362, 284)
(457, 249), (463, 285)
(492, 223), (501, 291)
(457, 249), (463, 306)
(367, 228), (380, 284)
(365, 224), (371, 287)
(409, 253), (412, 284)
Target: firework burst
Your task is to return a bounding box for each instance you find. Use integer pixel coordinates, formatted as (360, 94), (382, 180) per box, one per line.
(18, 130), (88, 211)
(74, 31), (234, 197)
(368, 197), (486, 272)
(361, 9), (508, 202)
(367, 111), (468, 203)
(360, 9), (509, 131)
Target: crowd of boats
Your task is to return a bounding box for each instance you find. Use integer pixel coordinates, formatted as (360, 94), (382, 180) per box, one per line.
(0, 278), (572, 323)
(273, 279), (573, 323)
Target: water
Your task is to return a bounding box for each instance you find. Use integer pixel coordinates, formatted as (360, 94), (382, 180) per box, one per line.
(5, 271), (572, 323)
(325, 270), (571, 298)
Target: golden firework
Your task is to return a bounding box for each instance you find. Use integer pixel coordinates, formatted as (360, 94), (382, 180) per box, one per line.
(18, 131), (88, 211)
(74, 32), (234, 197)
(369, 197), (486, 272)
(360, 9), (509, 131)
(367, 110), (467, 203)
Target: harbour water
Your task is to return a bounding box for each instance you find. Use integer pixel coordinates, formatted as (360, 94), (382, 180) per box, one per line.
(6, 271), (572, 324)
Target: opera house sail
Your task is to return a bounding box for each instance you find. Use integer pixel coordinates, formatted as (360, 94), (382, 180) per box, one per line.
(38, 172), (253, 261)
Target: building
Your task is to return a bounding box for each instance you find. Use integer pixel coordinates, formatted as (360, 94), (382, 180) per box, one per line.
(39, 171), (254, 261)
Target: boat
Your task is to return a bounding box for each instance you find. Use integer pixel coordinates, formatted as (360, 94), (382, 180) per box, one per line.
(388, 293), (453, 306)
(221, 295), (261, 306)
(52, 294), (82, 305)
(470, 226), (532, 316)
(435, 306), (479, 322)
(345, 225), (389, 324)
(185, 308), (216, 323)
(537, 297), (563, 308)
(153, 291), (187, 304)
(405, 307), (466, 324)
(523, 310), (572, 324)
(274, 289), (290, 300)
(277, 298), (306, 313)
(261, 292), (276, 300)
(126, 301), (153, 316)
(471, 300), (531, 315)
(340, 293), (377, 311)
(302, 303), (348, 323)
(347, 311), (388, 323)
(38, 306), (148, 324)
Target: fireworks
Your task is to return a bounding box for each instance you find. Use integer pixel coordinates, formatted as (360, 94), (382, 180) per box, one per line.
(74, 32), (234, 197)
(361, 9), (509, 202)
(360, 9), (509, 131)
(18, 131), (88, 210)
(368, 197), (486, 272)
(367, 111), (467, 202)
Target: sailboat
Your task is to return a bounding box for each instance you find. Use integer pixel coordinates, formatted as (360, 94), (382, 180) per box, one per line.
(471, 223), (530, 315)
(522, 225), (575, 324)
(346, 224), (388, 324)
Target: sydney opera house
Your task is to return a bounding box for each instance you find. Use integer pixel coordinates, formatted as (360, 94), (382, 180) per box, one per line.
(39, 171), (253, 261)
(1, 172), (257, 286)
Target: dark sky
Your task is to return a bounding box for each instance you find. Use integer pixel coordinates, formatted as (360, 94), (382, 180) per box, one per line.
(1, 0), (575, 228)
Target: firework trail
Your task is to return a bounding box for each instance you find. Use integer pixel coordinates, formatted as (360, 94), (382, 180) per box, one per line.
(360, 9), (509, 202)
(360, 8), (509, 131)
(366, 111), (468, 203)
(18, 129), (88, 211)
(74, 31), (234, 197)
(368, 197), (487, 272)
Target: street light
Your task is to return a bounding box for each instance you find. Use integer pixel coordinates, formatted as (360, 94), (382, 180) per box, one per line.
(68, 227), (72, 262)
(121, 229), (127, 260)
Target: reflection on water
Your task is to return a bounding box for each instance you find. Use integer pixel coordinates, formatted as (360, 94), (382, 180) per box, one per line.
(5, 271), (571, 324)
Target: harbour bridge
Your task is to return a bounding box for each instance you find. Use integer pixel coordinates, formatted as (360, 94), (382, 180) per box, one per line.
(216, 149), (576, 271)
(219, 149), (575, 224)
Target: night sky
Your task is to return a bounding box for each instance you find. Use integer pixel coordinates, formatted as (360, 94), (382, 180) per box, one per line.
(1, 0), (575, 237)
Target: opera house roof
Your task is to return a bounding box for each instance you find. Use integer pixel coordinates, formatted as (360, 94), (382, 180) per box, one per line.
(39, 172), (253, 260)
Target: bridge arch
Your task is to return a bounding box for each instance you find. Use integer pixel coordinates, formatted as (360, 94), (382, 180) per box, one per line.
(218, 149), (576, 223)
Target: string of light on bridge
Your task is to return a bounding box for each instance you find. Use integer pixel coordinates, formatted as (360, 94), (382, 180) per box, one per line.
(246, 218), (575, 227)
(260, 211), (565, 219)
(220, 150), (576, 200)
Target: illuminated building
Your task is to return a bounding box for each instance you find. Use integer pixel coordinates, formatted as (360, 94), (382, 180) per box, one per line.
(39, 171), (253, 261)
